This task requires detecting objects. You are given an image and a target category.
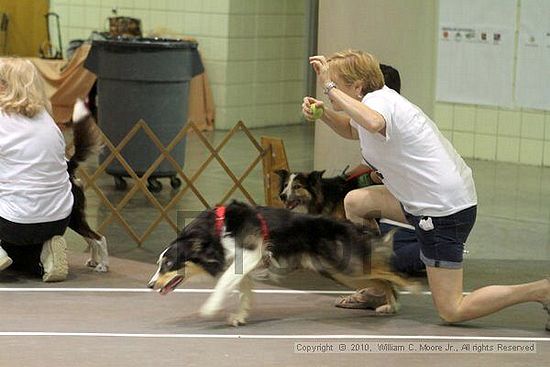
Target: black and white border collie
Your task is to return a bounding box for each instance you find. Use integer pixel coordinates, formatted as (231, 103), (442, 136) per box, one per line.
(147, 201), (414, 326)
(68, 100), (109, 272)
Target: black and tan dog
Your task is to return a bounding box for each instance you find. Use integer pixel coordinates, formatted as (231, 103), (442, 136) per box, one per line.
(275, 168), (377, 219)
(275, 63), (399, 218)
(147, 201), (414, 326)
(67, 100), (109, 272)
(275, 167), (424, 310)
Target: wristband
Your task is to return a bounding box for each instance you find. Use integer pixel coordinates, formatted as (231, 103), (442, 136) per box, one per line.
(323, 81), (337, 95)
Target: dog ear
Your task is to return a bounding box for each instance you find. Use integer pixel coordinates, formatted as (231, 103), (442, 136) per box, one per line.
(274, 169), (289, 180)
(307, 170), (325, 185)
(195, 248), (224, 276)
(274, 170), (289, 189)
(191, 239), (202, 254)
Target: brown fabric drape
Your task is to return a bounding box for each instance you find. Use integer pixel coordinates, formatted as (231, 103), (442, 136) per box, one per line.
(30, 44), (96, 124)
(187, 69), (215, 131)
(29, 43), (215, 130)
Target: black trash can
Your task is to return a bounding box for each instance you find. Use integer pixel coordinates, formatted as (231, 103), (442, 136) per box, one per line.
(84, 38), (204, 192)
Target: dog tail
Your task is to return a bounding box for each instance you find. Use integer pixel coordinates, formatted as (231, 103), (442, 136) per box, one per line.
(370, 228), (397, 263)
(68, 99), (102, 175)
(370, 228), (422, 293)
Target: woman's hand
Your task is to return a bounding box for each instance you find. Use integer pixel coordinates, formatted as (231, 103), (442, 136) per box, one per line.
(309, 55), (330, 86)
(302, 96), (325, 121)
(370, 170), (383, 184)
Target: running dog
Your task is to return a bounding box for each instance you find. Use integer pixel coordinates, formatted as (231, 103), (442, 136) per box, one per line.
(67, 100), (109, 272)
(147, 201), (414, 326)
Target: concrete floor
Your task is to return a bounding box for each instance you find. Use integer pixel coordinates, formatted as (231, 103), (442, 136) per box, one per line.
(1, 124), (549, 366)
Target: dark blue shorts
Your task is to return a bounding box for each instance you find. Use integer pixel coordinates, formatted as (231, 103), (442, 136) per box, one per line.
(403, 205), (477, 269)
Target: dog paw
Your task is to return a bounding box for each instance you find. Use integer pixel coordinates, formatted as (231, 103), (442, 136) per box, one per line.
(227, 313), (247, 327)
(85, 259), (98, 268)
(93, 263), (109, 273)
(375, 303), (399, 314)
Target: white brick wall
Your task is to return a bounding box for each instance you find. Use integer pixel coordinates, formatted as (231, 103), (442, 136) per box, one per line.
(50, 0), (309, 130)
(434, 103), (550, 166)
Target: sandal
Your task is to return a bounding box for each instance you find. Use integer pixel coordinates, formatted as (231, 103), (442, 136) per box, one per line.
(335, 288), (388, 310)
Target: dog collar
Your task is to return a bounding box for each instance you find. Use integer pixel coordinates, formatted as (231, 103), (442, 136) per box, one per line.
(215, 206), (226, 238)
(214, 205), (269, 241)
(345, 167), (373, 181)
(257, 212), (269, 242)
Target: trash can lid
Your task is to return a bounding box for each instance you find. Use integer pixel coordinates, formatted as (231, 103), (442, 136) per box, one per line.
(91, 37), (199, 51)
(84, 37), (204, 81)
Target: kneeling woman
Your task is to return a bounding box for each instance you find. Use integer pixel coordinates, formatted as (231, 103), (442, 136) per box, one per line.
(304, 49), (549, 330)
(0, 57), (72, 282)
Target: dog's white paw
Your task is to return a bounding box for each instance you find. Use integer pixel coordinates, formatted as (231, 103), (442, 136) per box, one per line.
(85, 236), (110, 273)
(227, 313), (247, 327)
(93, 263), (109, 273)
(375, 303), (399, 314)
(85, 259), (98, 268)
(85, 259), (109, 273)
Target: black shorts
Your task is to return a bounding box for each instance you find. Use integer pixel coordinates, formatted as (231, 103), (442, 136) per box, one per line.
(0, 215), (71, 275)
(403, 205), (477, 269)
(0, 215), (70, 247)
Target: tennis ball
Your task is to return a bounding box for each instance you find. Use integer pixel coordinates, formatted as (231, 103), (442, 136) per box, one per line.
(311, 104), (324, 120)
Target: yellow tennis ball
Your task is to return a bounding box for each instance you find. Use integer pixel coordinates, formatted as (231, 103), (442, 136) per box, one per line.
(311, 104), (323, 120)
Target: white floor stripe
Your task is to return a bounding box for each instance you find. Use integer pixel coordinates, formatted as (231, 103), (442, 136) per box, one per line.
(0, 288), (545, 342)
(0, 287), (452, 296)
(0, 332), (548, 342)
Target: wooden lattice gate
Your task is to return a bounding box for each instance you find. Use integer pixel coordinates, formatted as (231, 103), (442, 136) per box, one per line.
(72, 120), (286, 246)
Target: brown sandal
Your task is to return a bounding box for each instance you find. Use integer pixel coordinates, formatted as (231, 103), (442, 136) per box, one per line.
(335, 288), (388, 310)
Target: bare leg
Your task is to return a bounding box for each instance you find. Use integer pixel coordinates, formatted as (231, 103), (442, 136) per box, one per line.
(341, 186), (409, 312)
(344, 186), (550, 326)
(344, 186), (408, 228)
(427, 267), (550, 323)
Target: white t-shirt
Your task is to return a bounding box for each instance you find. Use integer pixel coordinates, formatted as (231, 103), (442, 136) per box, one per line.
(0, 109), (73, 223)
(350, 86), (477, 217)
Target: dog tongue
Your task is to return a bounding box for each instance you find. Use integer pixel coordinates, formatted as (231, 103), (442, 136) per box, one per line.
(159, 287), (172, 296)
(159, 276), (183, 295)
(286, 201), (299, 209)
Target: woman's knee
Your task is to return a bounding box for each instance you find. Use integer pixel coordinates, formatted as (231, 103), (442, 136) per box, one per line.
(344, 189), (380, 217)
(436, 304), (464, 324)
(344, 189), (368, 215)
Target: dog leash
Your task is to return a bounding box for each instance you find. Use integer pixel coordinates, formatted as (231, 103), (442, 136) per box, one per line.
(214, 206), (269, 241)
(360, 152), (385, 180)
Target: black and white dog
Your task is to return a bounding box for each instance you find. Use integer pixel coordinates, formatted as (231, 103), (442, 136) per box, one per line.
(147, 201), (414, 326)
(68, 100), (109, 272)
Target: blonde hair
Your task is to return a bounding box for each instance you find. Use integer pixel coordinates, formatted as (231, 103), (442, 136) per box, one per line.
(327, 50), (384, 95)
(0, 57), (51, 118)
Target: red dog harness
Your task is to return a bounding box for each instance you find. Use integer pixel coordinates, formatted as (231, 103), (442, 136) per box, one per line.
(215, 205), (269, 241)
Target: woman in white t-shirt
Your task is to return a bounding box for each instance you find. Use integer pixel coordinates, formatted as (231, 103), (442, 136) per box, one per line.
(303, 49), (549, 330)
(0, 57), (72, 282)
